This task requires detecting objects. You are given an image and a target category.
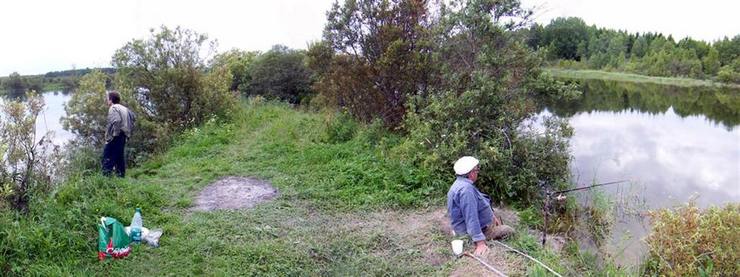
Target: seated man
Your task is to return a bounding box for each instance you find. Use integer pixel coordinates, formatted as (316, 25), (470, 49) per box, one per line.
(447, 156), (514, 255)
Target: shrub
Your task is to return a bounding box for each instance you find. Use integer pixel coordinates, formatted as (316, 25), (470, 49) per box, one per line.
(209, 49), (260, 92)
(717, 64), (740, 84)
(0, 92), (60, 212)
(61, 70), (109, 147)
(401, 88), (572, 203)
(112, 26), (238, 132)
(247, 45), (313, 104)
(323, 111), (358, 144)
(61, 26), (241, 162)
(644, 202), (740, 276)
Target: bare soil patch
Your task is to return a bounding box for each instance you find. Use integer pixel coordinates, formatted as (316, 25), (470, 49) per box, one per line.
(192, 176), (278, 211)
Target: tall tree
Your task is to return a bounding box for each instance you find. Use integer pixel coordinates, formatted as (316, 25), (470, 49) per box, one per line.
(4, 72), (26, 98)
(703, 47), (721, 75)
(632, 35), (648, 58)
(543, 17), (589, 60)
(312, 0), (435, 127)
(210, 49), (260, 92)
(714, 35), (740, 66)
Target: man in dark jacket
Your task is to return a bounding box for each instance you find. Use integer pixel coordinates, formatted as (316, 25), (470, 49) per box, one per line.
(102, 91), (134, 177)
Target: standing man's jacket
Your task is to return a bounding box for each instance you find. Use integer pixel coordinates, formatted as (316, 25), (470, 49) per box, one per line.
(106, 104), (135, 143)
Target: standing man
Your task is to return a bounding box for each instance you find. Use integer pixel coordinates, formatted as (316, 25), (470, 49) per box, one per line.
(447, 156), (514, 255)
(102, 91), (134, 177)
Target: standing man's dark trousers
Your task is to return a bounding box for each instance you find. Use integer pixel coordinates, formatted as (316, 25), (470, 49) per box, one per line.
(102, 135), (127, 177)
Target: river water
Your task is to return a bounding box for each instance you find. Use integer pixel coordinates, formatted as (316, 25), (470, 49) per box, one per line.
(37, 92), (75, 145)
(540, 79), (740, 267)
(0, 92), (74, 146)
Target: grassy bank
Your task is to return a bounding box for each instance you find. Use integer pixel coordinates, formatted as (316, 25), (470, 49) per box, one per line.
(1, 99), (642, 276)
(1, 100), (454, 275)
(545, 68), (740, 88)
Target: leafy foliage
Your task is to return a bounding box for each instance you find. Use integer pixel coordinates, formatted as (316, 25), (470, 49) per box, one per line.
(1, 72), (43, 98)
(542, 17), (589, 60)
(209, 49), (259, 92)
(397, 0), (572, 203)
(61, 70), (109, 146)
(247, 45), (313, 104)
(644, 203), (739, 276)
(0, 92), (59, 212)
(309, 0), (435, 128)
(306, 0), (577, 204)
(112, 26), (238, 132)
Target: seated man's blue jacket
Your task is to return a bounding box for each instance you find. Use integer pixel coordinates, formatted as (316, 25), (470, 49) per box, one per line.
(446, 176), (494, 242)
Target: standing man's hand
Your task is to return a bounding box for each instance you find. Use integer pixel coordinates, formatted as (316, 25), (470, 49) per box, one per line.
(473, 240), (488, 255)
(494, 215), (502, 226)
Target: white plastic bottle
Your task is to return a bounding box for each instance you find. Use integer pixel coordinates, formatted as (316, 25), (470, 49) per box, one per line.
(130, 208), (143, 243)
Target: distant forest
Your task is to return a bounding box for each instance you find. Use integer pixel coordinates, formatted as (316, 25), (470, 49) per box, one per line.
(0, 68), (116, 96)
(527, 17), (740, 83)
(43, 68), (116, 78)
(3, 16), (739, 98)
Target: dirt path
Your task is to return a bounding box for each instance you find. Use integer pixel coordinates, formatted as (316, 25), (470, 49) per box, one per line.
(191, 176), (278, 211)
(189, 175), (542, 275)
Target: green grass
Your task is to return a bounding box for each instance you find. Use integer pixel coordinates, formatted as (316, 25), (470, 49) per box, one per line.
(0, 98), (647, 276)
(546, 68), (740, 88)
(1, 99), (452, 276)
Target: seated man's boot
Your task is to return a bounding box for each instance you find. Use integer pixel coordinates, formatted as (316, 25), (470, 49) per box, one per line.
(484, 225), (515, 240)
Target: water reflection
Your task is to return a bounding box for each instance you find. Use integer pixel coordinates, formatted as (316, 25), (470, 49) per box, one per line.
(540, 78), (740, 267)
(566, 108), (739, 207)
(543, 79), (740, 129)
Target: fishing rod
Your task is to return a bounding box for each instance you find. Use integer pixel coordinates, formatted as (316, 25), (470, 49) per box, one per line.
(540, 180), (629, 246)
(550, 180), (629, 195)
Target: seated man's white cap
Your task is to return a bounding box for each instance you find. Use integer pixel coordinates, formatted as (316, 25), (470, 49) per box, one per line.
(454, 156), (479, 175)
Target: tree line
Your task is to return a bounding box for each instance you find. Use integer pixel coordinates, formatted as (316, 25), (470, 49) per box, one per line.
(526, 17), (740, 83)
(0, 67), (117, 97)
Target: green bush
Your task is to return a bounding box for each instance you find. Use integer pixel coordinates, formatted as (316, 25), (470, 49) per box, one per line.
(247, 45), (313, 104)
(61, 70), (110, 147)
(0, 92), (59, 212)
(209, 49), (260, 92)
(112, 26), (238, 133)
(323, 111), (358, 144)
(401, 87), (573, 203)
(64, 27), (239, 162)
(643, 202), (740, 276)
(717, 65), (740, 84)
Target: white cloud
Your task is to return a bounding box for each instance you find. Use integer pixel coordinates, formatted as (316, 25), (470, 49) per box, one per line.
(1, 0), (738, 76)
(567, 108), (740, 207)
(0, 0), (335, 76)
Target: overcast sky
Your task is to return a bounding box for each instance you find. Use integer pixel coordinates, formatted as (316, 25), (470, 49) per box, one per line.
(1, 0), (738, 76)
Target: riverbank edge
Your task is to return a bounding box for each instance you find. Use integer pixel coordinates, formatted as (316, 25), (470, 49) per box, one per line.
(545, 68), (740, 88)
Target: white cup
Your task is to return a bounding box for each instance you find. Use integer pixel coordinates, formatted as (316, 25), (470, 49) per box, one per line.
(451, 239), (464, 255)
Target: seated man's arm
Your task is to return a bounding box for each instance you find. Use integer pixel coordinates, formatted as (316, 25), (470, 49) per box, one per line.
(460, 189), (488, 254)
(460, 189), (485, 241)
